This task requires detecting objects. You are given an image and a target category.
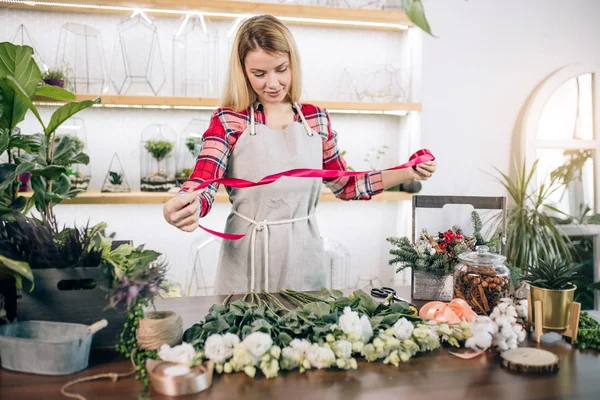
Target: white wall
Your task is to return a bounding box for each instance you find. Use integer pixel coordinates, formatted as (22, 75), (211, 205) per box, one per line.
(420, 0), (600, 197)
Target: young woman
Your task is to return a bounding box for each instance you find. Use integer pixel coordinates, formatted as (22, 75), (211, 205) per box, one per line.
(163, 15), (437, 295)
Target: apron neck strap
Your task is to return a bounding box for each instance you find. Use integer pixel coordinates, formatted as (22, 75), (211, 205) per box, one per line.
(249, 103), (314, 137)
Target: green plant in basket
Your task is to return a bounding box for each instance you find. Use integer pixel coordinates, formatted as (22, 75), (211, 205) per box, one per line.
(185, 137), (200, 157)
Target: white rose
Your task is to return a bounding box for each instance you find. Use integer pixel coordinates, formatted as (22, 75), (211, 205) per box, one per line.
(359, 315), (373, 342)
(339, 307), (362, 339)
(242, 332), (273, 361)
(308, 345), (336, 369)
(333, 340), (352, 359)
(392, 318), (414, 340)
(158, 342), (197, 365)
(204, 335), (232, 363)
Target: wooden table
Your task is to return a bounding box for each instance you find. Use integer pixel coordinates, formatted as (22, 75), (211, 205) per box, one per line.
(1, 289), (599, 400)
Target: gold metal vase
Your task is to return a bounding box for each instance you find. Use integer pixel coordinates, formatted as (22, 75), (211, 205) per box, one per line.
(529, 284), (576, 330)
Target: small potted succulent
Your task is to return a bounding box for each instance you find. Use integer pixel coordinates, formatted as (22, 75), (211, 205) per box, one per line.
(102, 171), (130, 193)
(41, 66), (72, 89)
(526, 256), (580, 330)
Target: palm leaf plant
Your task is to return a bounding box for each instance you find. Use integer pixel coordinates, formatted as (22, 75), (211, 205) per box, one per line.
(491, 158), (573, 273)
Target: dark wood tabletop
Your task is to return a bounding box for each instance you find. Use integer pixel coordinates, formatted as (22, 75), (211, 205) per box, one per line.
(1, 288), (599, 400)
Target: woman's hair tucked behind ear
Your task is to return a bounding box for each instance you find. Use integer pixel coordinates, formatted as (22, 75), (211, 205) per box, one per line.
(221, 15), (302, 112)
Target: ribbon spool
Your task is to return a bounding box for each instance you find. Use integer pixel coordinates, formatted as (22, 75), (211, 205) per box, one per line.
(146, 359), (214, 396)
(137, 311), (183, 350)
(419, 299), (477, 324)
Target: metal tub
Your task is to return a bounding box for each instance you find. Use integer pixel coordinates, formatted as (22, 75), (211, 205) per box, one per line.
(0, 319), (106, 375)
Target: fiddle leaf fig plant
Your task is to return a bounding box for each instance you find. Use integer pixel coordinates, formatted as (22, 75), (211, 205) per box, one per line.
(0, 42), (99, 222)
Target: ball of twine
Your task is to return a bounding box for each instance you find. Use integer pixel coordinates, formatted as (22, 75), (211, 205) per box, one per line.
(137, 311), (183, 350)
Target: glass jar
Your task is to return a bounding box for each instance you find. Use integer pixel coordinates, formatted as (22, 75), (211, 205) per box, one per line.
(453, 245), (510, 315)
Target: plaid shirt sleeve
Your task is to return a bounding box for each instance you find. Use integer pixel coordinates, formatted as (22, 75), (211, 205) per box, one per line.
(178, 108), (246, 217)
(303, 104), (384, 200)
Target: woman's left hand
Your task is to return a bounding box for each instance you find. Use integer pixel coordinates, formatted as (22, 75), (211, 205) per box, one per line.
(411, 160), (437, 180)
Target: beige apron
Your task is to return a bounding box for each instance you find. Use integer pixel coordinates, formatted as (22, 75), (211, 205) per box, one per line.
(214, 103), (327, 294)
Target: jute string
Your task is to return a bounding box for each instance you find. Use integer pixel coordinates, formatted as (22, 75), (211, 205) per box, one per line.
(60, 311), (183, 399)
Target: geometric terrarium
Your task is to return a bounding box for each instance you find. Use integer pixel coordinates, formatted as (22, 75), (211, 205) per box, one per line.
(55, 23), (108, 94)
(176, 118), (209, 185)
(111, 13), (166, 95)
(173, 15), (219, 97)
(101, 153), (131, 193)
(12, 24), (49, 72)
(140, 124), (177, 192)
(336, 64), (409, 102)
(54, 117), (91, 191)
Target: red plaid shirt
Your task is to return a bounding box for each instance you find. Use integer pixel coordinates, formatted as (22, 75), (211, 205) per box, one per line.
(180, 102), (383, 217)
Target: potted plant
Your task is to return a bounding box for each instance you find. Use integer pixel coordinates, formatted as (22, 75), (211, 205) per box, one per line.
(526, 256), (580, 330)
(176, 137), (199, 185)
(102, 171), (130, 193)
(40, 64), (72, 89)
(492, 159), (573, 273)
(140, 127), (177, 192)
(387, 211), (484, 301)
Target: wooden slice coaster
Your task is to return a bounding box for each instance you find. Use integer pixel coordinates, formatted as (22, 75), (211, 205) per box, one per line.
(500, 348), (559, 374)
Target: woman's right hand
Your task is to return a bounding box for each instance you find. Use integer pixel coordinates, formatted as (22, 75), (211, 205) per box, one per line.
(163, 192), (200, 232)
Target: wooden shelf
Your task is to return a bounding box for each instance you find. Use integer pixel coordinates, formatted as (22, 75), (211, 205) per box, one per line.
(34, 94), (421, 115)
(2, 0), (412, 31)
(20, 190), (412, 204)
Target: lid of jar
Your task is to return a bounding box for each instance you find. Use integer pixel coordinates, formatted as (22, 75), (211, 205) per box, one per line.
(458, 245), (506, 266)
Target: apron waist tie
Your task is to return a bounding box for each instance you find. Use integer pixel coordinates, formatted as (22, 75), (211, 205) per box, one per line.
(232, 210), (315, 293)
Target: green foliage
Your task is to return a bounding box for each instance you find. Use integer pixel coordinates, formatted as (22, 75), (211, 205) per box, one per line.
(491, 158), (573, 273)
(144, 139), (173, 162)
(0, 44), (98, 222)
(183, 289), (418, 350)
(185, 137), (200, 156)
(526, 256), (580, 290)
(109, 171), (123, 185)
(41, 67), (65, 81)
(403, 0), (434, 36)
(0, 212), (104, 270)
(571, 312), (600, 351)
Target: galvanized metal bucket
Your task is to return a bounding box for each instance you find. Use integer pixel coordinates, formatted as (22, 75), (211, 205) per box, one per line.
(0, 319), (107, 375)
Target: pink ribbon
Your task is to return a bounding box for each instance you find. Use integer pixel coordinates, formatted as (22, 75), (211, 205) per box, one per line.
(192, 149), (435, 240)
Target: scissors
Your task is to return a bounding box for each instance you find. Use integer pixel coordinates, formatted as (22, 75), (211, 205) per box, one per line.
(370, 287), (417, 308)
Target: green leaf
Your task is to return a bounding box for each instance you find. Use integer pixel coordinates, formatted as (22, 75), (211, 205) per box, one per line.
(0, 254), (34, 284)
(31, 165), (66, 179)
(403, 0), (434, 36)
(352, 290), (380, 316)
(4, 76), (45, 131)
(45, 99), (99, 136)
(0, 43), (42, 131)
(0, 128), (9, 154)
(10, 133), (42, 153)
(0, 163), (17, 190)
(278, 332), (293, 347)
(9, 195), (27, 212)
(52, 173), (71, 196)
(35, 84), (76, 101)
(303, 302), (331, 318)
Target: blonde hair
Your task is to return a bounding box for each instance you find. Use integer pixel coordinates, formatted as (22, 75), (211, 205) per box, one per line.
(221, 15), (302, 112)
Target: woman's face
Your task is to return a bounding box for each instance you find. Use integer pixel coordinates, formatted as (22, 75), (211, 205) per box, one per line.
(244, 48), (291, 105)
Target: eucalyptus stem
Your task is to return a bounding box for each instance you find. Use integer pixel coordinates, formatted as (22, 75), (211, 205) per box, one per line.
(280, 291), (305, 308)
(223, 293), (233, 307)
(263, 291), (290, 312)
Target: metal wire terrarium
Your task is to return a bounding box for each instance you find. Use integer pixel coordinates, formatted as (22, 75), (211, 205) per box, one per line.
(176, 118), (209, 186)
(55, 23), (108, 94)
(173, 15), (219, 97)
(12, 24), (49, 72)
(55, 117), (91, 191)
(101, 153), (131, 193)
(336, 64), (410, 102)
(140, 124), (177, 192)
(111, 13), (166, 95)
